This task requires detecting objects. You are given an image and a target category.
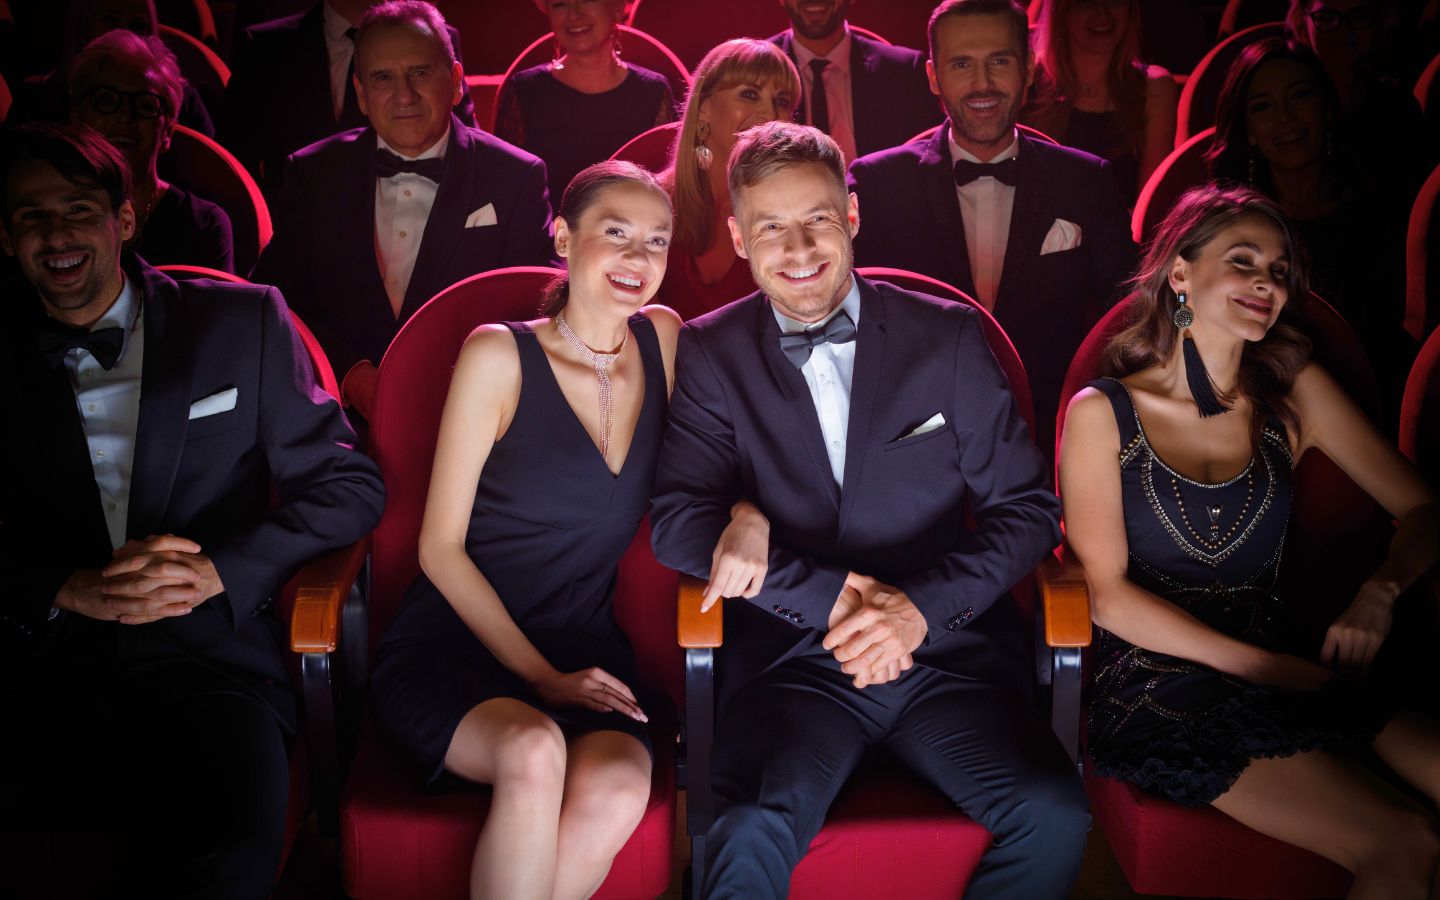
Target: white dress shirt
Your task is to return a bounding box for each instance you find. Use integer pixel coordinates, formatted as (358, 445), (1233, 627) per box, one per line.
(949, 127), (1019, 311)
(375, 128), (448, 316)
(323, 1), (355, 122)
(63, 276), (144, 550)
(772, 277), (862, 487)
(793, 28), (857, 166)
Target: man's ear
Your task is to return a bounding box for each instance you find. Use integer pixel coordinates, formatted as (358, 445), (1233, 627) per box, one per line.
(118, 198), (137, 243)
(925, 58), (939, 96)
(728, 216), (749, 260)
(553, 216), (570, 258)
(354, 71), (369, 118)
(847, 191), (860, 239)
(450, 60), (464, 105)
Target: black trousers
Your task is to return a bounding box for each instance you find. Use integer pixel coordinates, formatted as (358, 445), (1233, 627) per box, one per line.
(704, 651), (1089, 900)
(0, 627), (289, 900)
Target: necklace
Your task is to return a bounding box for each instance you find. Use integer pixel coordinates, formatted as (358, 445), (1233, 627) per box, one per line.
(555, 310), (628, 463)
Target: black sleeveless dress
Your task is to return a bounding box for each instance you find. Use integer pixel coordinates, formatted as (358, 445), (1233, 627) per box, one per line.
(1085, 378), (1390, 806)
(372, 314), (666, 785)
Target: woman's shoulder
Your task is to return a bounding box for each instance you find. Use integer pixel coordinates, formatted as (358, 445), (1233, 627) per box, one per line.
(457, 322), (525, 371)
(624, 63), (673, 92)
(1144, 65), (1179, 100)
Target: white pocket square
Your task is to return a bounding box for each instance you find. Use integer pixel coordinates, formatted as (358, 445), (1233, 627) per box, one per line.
(188, 388), (238, 420)
(464, 203), (497, 228)
(899, 413), (946, 440)
(1039, 218), (1082, 255)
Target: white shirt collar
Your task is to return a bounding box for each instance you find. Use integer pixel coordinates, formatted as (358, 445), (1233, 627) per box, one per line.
(772, 275), (861, 334)
(948, 126), (1020, 165)
(94, 272), (140, 333)
(376, 125), (451, 162)
(791, 25), (852, 73)
(322, 1), (351, 43)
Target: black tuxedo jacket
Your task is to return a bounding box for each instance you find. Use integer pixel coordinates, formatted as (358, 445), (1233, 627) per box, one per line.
(221, 2), (478, 196)
(2, 256), (385, 727)
(651, 277), (1061, 701)
(769, 29), (942, 160)
(250, 116), (553, 380)
(847, 127), (1136, 456)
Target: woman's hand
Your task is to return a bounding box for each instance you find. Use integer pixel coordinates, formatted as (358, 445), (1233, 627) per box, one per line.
(1320, 579), (1396, 680)
(1249, 651), (1339, 693)
(702, 501), (770, 611)
(532, 667), (648, 723)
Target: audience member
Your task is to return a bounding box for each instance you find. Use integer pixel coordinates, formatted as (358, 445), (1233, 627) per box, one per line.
(1023, 0), (1178, 204)
(0, 122), (384, 897)
(849, 0), (1135, 461)
(495, 0), (677, 209)
(251, 0), (553, 424)
(767, 0), (941, 164)
(68, 30), (235, 272)
(372, 161), (681, 900)
(651, 121), (1087, 899)
(657, 38), (799, 321)
(222, 0), (478, 196)
(1060, 183), (1440, 898)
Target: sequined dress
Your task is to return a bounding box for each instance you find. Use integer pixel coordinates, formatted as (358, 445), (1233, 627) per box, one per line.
(1085, 378), (1389, 806)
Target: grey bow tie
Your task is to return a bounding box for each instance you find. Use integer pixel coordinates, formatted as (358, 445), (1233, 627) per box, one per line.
(778, 309), (856, 368)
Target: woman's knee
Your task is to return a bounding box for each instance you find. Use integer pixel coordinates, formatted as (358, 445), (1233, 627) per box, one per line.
(492, 716), (567, 786)
(1355, 807), (1440, 879)
(569, 751), (652, 826)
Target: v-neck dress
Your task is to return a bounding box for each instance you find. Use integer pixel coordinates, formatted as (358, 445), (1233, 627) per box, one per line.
(1085, 378), (1390, 806)
(373, 313), (666, 785)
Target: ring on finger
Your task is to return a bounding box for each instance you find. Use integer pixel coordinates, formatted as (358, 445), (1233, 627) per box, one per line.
(599, 683), (609, 695)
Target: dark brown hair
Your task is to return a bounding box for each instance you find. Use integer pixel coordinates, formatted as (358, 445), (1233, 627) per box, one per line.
(1106, 182), (1312, 435)
(541, 160), (673, 315)
(928, 0), (1030, 64)
(727, 121), (846, 213)
(0, 122), (132, 216)
(1027, 0), (1147, 159)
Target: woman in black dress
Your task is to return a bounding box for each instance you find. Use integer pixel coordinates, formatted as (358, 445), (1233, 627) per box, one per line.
(1060, 184), (1440, 896)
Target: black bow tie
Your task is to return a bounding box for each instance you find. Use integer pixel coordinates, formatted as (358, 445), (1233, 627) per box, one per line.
(374, 148), (445, 183)
(778, 309), (856, 368)
(36, 318), (125, 370)
(953, 157), (1018, 186)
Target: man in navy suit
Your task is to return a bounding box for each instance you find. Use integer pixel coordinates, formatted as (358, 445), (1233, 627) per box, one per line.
(221, 0), (478, 197)
(768, 0), (941, 163)
(651, 121), (1087, 899)
(847, 0), (1135, 461)
(251, 0), (553, 423)
(0, 123), (384, 897)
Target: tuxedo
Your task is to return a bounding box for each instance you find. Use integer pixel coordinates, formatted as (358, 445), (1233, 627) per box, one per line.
(651, 276), (1086, 898)
(848, 127), (1136, 460)
(221, 2), (479, 196)
(769, 29), (941, 161)
(250, 116), (553, 382)
(1, 255), (384, 895)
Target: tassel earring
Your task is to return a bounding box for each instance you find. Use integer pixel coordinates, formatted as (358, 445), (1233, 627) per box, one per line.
(1247, 144), (1258, 184)
(695, 120), (713, 172)
(551, 37), (564, 70)
(611, 27), (623, 61)
(1174, 291), (1231, 417)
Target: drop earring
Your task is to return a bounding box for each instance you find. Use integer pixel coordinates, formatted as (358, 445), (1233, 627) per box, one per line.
(1174, 291), (1231, 417)
(695, 120), (713, 172)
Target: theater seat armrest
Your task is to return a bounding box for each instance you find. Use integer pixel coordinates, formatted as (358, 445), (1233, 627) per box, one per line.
(678, 575), (724, 648)
(1039, 549), (1092, 648)
(290, 538), (368, 653)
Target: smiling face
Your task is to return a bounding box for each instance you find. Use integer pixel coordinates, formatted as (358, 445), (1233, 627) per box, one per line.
(355, 20), (464, 157)
(555, 180), (672, 314)
(729, 160), (858, 323)
(1065, 0), (1131, 57)
(779, 0), (851, 41)
(1, 158), (134, 321)
(1301, 0), (1378, 81)
(1171, 214), (1291, 343)
(69, 60), (171, 178)
(927, 11), (1034, 160)
(1245, 56), (1327, 173)
(545, 0), (623, 56)
(699, 78), (797, 163)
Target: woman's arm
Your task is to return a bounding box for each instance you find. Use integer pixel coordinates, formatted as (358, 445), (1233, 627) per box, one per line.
(1060, 387), (1333, 690)
(1137, 65), (1179, 196)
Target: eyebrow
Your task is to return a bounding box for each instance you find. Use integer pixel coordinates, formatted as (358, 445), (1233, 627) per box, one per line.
(600, 215), (672, 232)
(1224, 241), (1289, 261)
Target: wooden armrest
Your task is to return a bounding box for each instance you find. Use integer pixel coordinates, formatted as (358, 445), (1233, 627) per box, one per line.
(1038, 549), (1092, 648)
(678, 575), (723, 648)
(289, 538), (368, 653)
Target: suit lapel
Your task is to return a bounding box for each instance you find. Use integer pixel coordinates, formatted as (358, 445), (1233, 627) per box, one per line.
(995, 134), (1045, 311)
(837, 279), (885, 536)
(919, 125), (976, 298)
(401, 118), (470, 319)
(127, 259), (193, 539)
(849, 35), (881, 156)
(756, 299), (841, 512)
(340, 130), (393, 329)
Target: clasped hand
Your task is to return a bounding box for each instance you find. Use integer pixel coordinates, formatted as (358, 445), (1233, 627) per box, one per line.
(1320, 578), (1396, 681)
(823, 573), (925, 689)
(56, 534), (226, 625)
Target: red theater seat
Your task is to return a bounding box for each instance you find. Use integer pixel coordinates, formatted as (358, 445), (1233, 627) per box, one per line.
(1406, 162), (1440, 343)
(337, 267), (678, 899)
(1217, 0), (1289, 39)
(159, 125), (273, 274)
(611, 121), (681, 172)
(1176, 22), (1284, 145)
(1401, 325), (1440, 487)
(1132, 127), (1214, 244)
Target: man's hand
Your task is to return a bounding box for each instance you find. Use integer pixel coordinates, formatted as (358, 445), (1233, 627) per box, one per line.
(97, 535), (225, 625)
(823, 573), (926, 689)
(1320, 578), (1396, 680)
(702, 501), (770, 611)
(343, 360), (380, 420)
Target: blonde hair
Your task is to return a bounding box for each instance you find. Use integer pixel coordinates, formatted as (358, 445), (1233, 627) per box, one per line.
(663, 38), (800, 256)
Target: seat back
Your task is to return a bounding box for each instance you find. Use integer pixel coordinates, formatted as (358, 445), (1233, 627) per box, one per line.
(908, 122), (1058, 145)
(159, 125), (273, 274)
(1406, 162), (1440, 342)
(157, 24), (227, 127)
(1131, 127), (1214, 244)
(497, 24), (691, 124)
(1415, 51), (1440, 116)
(1175, 22), (1284, 145)
(1401, 325), (1440, 488)
(1217, 0), (1289, 38)
(0, 69), (12, 125)
(434, 0), (548, 78)
(368, 267), (684, 705)
(156, 0), (219, 47)
(611, 120), (681, 172)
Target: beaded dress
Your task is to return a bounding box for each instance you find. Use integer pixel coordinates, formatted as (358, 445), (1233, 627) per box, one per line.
(1085, 378), (1388, 806)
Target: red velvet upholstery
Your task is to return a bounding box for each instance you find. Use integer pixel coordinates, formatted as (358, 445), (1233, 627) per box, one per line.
(1416, 51), (1440, 116)
(342, 267), (677, 899)
(1405, 162), (1440, 342)
(611, 121), (680, 172)
(159, 125), (274, 274)
(434, 0), (549, 77)
(1401, 325), (1440, 487)
(1217, 0), (1288, 39)
(1056, 293), (1382, 898)
(1131, 127), (1214, 244)
(1175, 23), (1284, 144)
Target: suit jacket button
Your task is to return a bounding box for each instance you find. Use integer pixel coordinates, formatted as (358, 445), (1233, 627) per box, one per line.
(960, 607), (974, 621)
(793, 613), (804, 625)
(945, 615), (960, 631)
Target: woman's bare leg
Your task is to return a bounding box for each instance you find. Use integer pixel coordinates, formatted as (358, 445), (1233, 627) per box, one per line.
(550, 730), (652, 900)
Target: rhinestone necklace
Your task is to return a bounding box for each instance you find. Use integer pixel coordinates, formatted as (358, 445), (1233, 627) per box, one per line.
(555, 310), (628, 463)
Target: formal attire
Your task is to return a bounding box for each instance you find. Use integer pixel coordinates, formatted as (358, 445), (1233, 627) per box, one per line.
(655, 242), (758, 322)
(372, 314), (666, 784)
(1058, 109), (1141, 207)
(651, 275), (1087, 899)
(847, 124), (1136, 462)
(221, 1), (479, 196)
(495, 63), (676, 207)
(0, 254), (385, 897)
(1084, 378), (1391, 806)
(134, 182), (235, 273)
(250, 115), (554, 389)
(769, 27), (941, 162)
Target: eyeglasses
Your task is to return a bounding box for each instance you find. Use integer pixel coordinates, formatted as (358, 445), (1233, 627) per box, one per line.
(80, 87), (169, 120)
(1306, 4), (1378, 32)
